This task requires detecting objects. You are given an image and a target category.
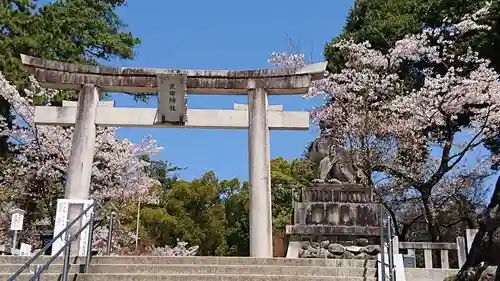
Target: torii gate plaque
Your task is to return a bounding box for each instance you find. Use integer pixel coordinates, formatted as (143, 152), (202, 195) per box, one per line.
(20, 54), (326, 258)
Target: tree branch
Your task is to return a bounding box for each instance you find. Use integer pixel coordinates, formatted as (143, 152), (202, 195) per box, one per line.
(400, 213), (425, 240)
(425, 116), (454, 188)
(373, 164), (422, 187)
(449, 91), (493, 170)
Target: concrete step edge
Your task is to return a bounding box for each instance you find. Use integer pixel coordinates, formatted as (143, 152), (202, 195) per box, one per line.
(0, 263), (376, 269)
(0, 273), (376, 277)
(0, 257), (377, 263)
(0, 256), (377, 260)
(0, 258), (376, 268)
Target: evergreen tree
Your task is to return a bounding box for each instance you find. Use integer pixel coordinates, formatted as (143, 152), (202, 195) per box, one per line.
(326, 0), (498, 71)
(0, 0), (140, 156)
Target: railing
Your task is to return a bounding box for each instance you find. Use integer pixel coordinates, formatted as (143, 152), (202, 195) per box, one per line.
(377, 215), (477, 280)
(8, 202), (117, 281)
(379, 207), (396, 281)
(393, 239), (464, 269)
(390, 228), (478, 270)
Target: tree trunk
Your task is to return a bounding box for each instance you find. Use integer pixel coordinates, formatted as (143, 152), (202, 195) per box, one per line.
(421, 188), (440, 242)
(0, 98), (11, 157)
(453, 175), (500, 281)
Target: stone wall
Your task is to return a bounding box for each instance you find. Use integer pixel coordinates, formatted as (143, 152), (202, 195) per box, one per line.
(298, 240), (380, 259)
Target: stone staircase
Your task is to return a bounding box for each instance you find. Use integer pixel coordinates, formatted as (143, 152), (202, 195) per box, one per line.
(0, 256), (377, 281)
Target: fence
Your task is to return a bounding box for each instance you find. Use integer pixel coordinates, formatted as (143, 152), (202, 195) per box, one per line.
(391, 232), (473, 270)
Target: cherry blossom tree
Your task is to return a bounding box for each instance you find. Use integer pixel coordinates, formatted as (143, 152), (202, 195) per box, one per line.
(0, 73), (163, 248)
(150, 239), (199, 256)
(270, 3), (499, 241)
(91, 218), (137, 255)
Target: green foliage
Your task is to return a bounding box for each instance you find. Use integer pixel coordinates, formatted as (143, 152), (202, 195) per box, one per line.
(137, 172), (241, 256)
(325, 0), (497, 72)
(0, 0), (140, 156)
(139, 155), (182, 190)
(133, 157), (314, 256)
(0, 0), (139, 87)
(223, 180), (250, 256)
(270, 157), (314, 233)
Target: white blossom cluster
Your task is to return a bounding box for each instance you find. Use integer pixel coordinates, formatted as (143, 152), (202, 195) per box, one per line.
(0, 72), (163, 246)
(0, 201), (14, 245)
(91, 222), (137, 255)
(0, 115), (7, 137)
(268, 52), (306, 69)
(269, 4), (498, 234)
(269, 3), (500, 175)
(150, 239), (199, 256)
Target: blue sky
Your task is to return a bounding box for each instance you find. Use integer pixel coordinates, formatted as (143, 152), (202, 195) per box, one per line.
(105, 0), (354, 180)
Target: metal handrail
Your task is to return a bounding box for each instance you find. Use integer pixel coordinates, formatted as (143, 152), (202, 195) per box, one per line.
(380, 206), (387, 281)
(8, 202), (97, 281)
(27, 205), (107, 281)
(379, 241), (397, 281)
(379, 211), (396, 281)
(387, 216), (396, 281)
(8, 202), (114, 281)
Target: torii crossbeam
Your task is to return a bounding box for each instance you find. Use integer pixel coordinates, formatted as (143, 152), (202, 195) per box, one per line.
(20, 54), (326, 258)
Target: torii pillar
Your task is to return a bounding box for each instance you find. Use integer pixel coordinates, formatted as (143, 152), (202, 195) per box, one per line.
(248, 85), (272, 257)
(20, 54), (326, 258)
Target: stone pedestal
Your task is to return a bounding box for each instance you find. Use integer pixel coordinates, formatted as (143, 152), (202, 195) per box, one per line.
(286, 183), (381, 259)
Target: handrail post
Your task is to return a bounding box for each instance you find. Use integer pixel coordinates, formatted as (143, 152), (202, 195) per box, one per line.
(380, 206), (386, 281)
(33, 265), (41, 281)
(387, 215), (395, 281)
(84, 209), (95, 273)
(106, 211), (115, 255)
(8, 203), (96, 281)
(9, 202), (115, 281)
(61, 233), (72, 281)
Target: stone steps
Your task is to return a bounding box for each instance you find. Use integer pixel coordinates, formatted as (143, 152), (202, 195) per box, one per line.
(0, 256), (377, 267)
(0, 273), (377, 281)
(0, 263), (377, 276)
(1, 256), (377, 280)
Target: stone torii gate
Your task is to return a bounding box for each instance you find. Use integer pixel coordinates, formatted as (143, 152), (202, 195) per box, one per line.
(20, 54), (326, 258)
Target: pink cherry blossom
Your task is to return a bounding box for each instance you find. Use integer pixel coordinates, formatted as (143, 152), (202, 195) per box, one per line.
(269, 3), (498, 241)
(0, 73), (163, 248)
(269, 3), (499, 170)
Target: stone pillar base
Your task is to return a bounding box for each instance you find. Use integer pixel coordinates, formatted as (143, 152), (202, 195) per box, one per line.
(286, 241), (301, 258)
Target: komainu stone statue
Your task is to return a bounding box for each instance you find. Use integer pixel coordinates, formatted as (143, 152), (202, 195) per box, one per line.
(287, 119), (380, 260)
(307, 120), (367, 185)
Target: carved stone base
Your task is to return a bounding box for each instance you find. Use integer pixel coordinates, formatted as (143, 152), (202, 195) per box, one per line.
(288, 234), (380, 245)
(302, 183), (373, 203)
(287, 182), (381, 260)
(292, 202), (381, 227)
(286, 225), (381, 236)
